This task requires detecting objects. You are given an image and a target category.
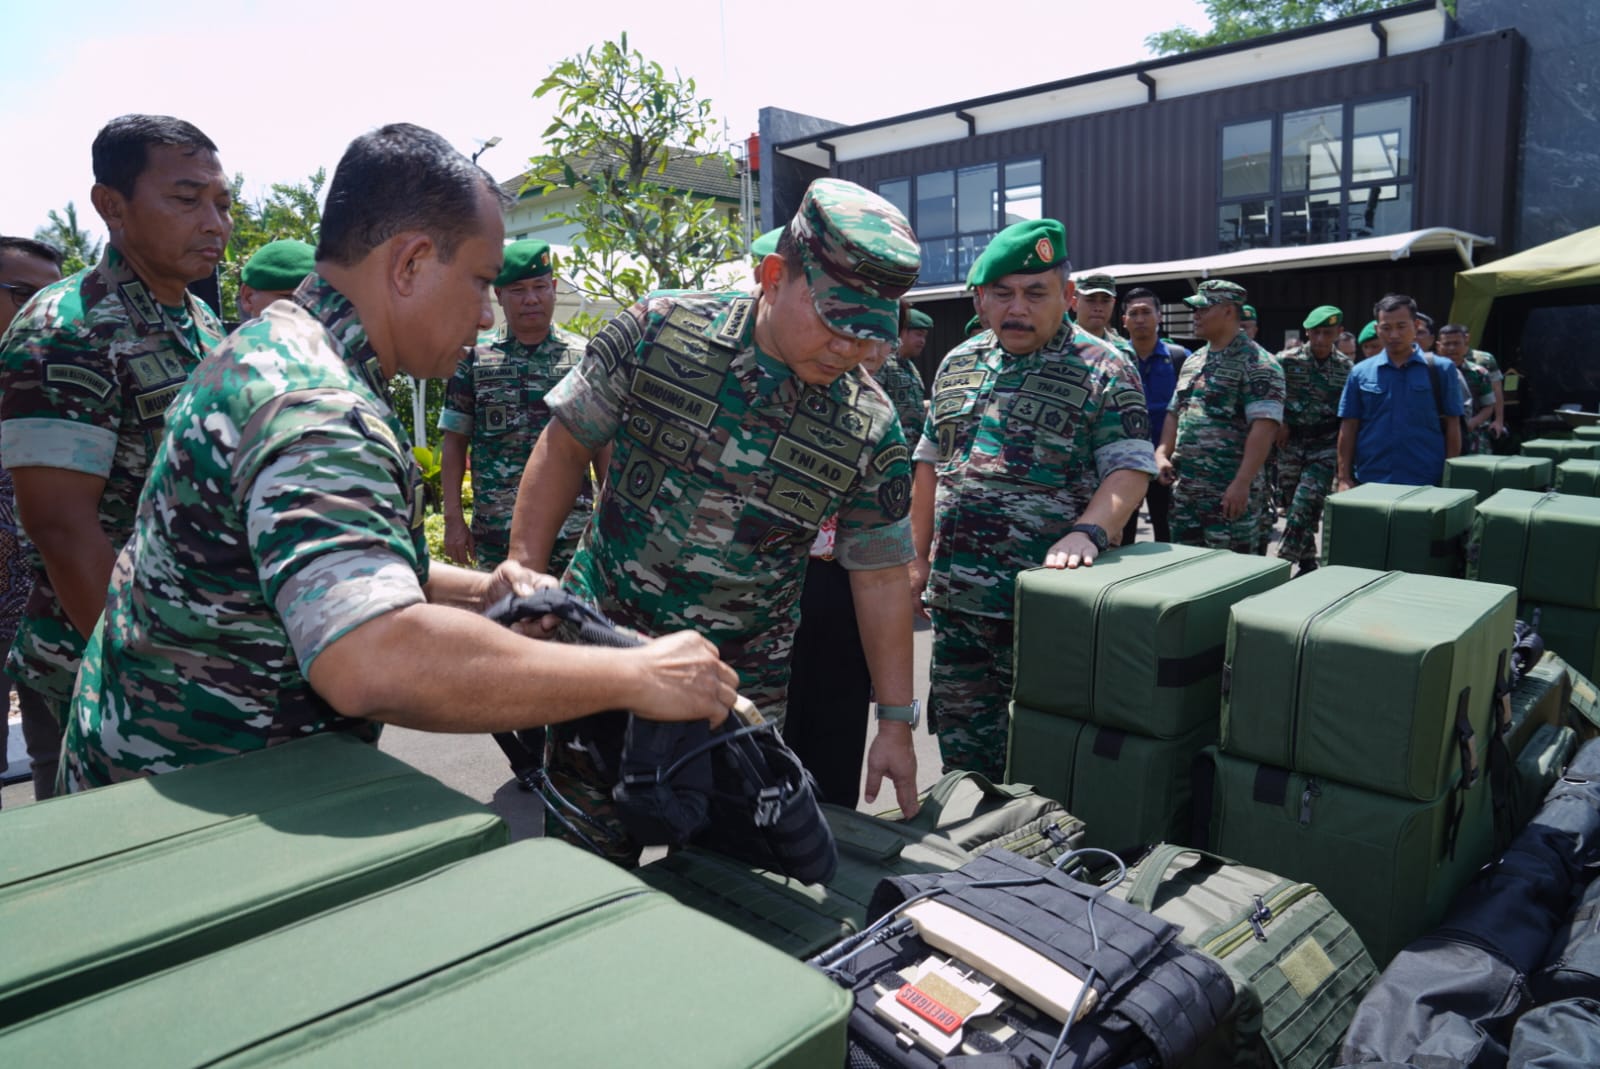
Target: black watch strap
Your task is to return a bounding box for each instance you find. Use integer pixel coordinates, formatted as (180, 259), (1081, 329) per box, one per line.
(1070, 523), (1109, 551)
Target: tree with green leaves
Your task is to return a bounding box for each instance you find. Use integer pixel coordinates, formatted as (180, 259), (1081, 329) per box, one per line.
(526, 33), (746, 334)
(1146, 0), (1454, 55)
(221, 169), (325, 320)
(34, 202), (103, 275)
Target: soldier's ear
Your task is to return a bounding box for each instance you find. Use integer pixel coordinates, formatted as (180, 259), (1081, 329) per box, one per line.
(388, 234), (434, 297)
(90, 184), (125, 237)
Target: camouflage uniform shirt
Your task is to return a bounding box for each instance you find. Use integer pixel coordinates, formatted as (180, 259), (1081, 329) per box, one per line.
(0, 246), (222, 707)
(1278, 344), (1351, 435)
(914, 322), (1158, 619)
(63, 277), (428, 789)
(872, 355), (926, 453)
(1170, 331), (1286, 484)
(1469, 349), (1503, 385)
(437, 323), (589, 543)
(548, 290), (913, 720)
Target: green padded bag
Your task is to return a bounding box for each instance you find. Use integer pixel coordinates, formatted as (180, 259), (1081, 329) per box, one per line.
(0, 734), (504, 1029)
(1507, 651), (1573, 758)
(0, 840), (849, 1068)
(1555, 459), (1600, 497)
(1206, 749), (1496, 968)
(871, 770), (1086, 865)
(1006, 704), (1092, 810)
(1515, 723), (1578, 818)
(1471, 490), (1600, 609)
(1574, 425), (1600, 441)
(1013, 543), (1289, 738)
(1222, 567), (1516, 801)
(1319, 484), (1476, 577)
(1522, 437), (1600, 463)
(1522, 602), (1600, 693)
(1568, 658), (1600, 741)
(1071, 719), (1216, 852)
(1443, 454), (1554, 503)
(1113, 844), (1378, 1069)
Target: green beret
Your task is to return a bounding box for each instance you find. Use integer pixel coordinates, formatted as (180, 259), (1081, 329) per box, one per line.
(965, 315), (983, 336)
(1302, 305), (1343, 331)
(905, 308), (933, 330)
(240, 239), (315, 292)
(750, 227), (782, 264)
(495, 239), (554, 287)
(1358, 320), (1378, 344)
(1241, 303), (1258, 321)
(1076, 273), (1117, 296)
(1183, 279), (1247, 309)
(968, 219), (1067, 287)
(789, 178), (920, 343)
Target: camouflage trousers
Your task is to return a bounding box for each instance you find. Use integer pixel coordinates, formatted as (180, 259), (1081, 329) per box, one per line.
(1169, 475), (1262, 554)
(471, 526), (580, 576)
(1256, 454), (1280, 553)
(1276, 435), (1338, 566)
(929, 608), (1015, 784)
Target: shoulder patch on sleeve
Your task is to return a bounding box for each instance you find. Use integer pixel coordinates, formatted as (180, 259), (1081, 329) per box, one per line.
(347, 408), (401, 457)
(45, 363), (115, 400)
(590, 310), (643, 374)
(878, 472), (911, 520)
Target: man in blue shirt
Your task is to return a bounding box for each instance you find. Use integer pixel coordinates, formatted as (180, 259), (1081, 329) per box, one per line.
(1336, 294), (1461, 490)
(1120, 286), (1185, 543)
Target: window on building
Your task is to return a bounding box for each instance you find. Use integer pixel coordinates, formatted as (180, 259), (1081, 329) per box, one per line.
(877, 157), (1043, 286)
(1217, 95), (1414, 251)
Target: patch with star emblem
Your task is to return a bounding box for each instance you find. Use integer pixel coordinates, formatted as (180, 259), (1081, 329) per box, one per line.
(878, 473), (911, 520)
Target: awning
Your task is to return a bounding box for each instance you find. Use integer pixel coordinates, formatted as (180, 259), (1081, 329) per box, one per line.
(1447, 224), (1600, 341)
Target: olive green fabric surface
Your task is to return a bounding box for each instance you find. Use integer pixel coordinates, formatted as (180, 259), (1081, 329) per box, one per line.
(1113, 844), (1378, 1069)
(1515, 723), (1578, 820)
(870, 770), (1087, 865)
(1470, 489), (1600, 609)
(1443, 454), (1554, 503)
(1013, 543), (1289, 738)
(1007, 704), (1092, 809)
(1508, 652), (1574, 759)
(0, 839), (850, 1068)
(0, 734), (505, 1028)
(1319, 484), (1476, 577)
(1555, 459), (1600, 496)
(1206, 749), (1496, 968)
(1523, 601), (1600, 684)
(1574, 425), (1600, 442)
(1222, 567), (1516, 801)
(1521, 437), (1600, 463)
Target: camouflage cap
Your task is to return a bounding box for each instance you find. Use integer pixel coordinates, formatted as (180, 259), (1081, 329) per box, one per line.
(1358, 320), (1378, 344)
(1241, 303), (1258, 321)
(969, 219), (1067, 287)
(965, 315), (983, 336)
(789, 178), (921, 343)
(495, 239), (554, 287)
(750, 227), (782, 265)
(1183, 279), (1248, 309)
(1076, 272), (1117, 296)
(904, 307), (933, 330)
(240, 239), (316, 292)
(1303, 304), (1343, 331)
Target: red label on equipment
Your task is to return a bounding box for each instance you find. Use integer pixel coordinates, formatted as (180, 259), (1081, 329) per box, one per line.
(896, 985), (964, 1034)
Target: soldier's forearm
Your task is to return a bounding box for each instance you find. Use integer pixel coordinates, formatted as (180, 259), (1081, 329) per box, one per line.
(1079, 468), (1150, 533)
(849, 565), (915, 707)
(440, 432), (469, 517)
(910, 462), (936, 565)
(509, 421), (593, 570)
(1232, 420), (1280, 486)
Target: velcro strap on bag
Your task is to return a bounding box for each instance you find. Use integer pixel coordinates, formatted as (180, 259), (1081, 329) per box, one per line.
(1456, 688), (1481, 790)
(1253, 765), (1291, 806)
(1156, 644), (1226, 688)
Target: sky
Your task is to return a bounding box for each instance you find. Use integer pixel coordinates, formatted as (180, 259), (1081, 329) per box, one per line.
(0, 0), (1212, 246)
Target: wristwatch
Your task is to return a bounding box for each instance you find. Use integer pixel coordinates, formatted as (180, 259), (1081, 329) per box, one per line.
(1069, 523), (1110, 552)
(875, 700), (921, 729)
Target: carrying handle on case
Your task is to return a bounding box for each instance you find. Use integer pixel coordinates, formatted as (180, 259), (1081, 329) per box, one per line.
(885, 770), (1030, 830)
(1124, 844), (1238, 912)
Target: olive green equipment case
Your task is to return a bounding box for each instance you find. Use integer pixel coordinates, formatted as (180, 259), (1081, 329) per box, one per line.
(1221, 567), (1517, 801)
(0, 840), (852, 1068)
(1443, 454), (1554, 503)
(1574, 425), (1600, 442)
(1507, 651), (1574, 758)
(1514, 723), (1578, 819)
(1203, 748), (1497, 968)
(1470, 489), (1600, 609)
(1521, 437), (1600, 463)
(1520, 601), (1600, 683)
(1013, 542), (1289, 738)
(0, 734), (504, 1029)
(1554, 459), (1600, 496)
(1110, 844), (1379, 1069)
(639, 772), (1085, 958)
(1007, 710), (1213, 852)
(1318, 484), (1476, 577)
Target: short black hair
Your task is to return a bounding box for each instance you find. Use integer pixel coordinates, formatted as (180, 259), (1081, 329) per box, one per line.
(1373, 293), (1418, 321)
(92, 114), (218, 199)
(1123, 286), (1161, 312)
(1415, 311), (1435, 330)
(0, 236), (65, 268)
(318, 124), (508, 268)
(774, 224), (802, 278)
(1438, 323), (1469, 336)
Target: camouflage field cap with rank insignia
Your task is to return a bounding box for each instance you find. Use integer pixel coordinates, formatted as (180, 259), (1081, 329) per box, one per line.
(1076, 272), (1117, 296)
(1183, 279), (1248, 309)
(240, 239), (316, 292)
(1303, 305), (1343, 330)
(905, 307), (933, 330)
(494, 239), (554, 287)
(789, 177), (921, 343)
(968, 218), (1067, 287)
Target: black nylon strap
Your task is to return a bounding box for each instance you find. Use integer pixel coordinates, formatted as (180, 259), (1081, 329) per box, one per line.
(1456, 688), (1481, 790)
(1093, 727), (1128, 760)
(1253, 764), (1291, 806)
(1156, 644), (1226, 688)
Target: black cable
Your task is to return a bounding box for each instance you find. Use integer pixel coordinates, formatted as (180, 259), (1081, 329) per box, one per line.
(1042, 848), (1127, 1069)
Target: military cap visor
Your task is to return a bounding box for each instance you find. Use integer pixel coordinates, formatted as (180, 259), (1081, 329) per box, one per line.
(904, 308), (934, 331)
(1183, 279), (1248, 309)
(1076, 272), (1117, 296)
(969, 219), (1067, 287)
(495, 240), (555, 287)
(790, 178), (921, 343)
(1303, 305), (1344, 331)
(240, 239), (316, 292)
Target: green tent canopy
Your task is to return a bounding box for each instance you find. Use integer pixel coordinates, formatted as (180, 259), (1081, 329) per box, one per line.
(1449, 224), (1600, 341)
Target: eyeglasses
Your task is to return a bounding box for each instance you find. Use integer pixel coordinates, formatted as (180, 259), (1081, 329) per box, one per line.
(0, 282), (39, 307)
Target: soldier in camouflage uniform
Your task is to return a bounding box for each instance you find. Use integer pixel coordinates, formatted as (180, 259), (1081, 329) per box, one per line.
(1156, 280), (1286, 553)
(439, 240), (588, 571)
(1274, 305), (1351, 574)
(1072, 273), (1136, 359)
(912, 220), (1156, 782)
(62, 123), (735, 792)
(874, 303), (929, 451)
(237, 239), (315, 319)
(1465, 331), (1507, 439)
(510, 178), (925, 861)
(1436, 324), (1497, 455)
(0, 115), (230, 744)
